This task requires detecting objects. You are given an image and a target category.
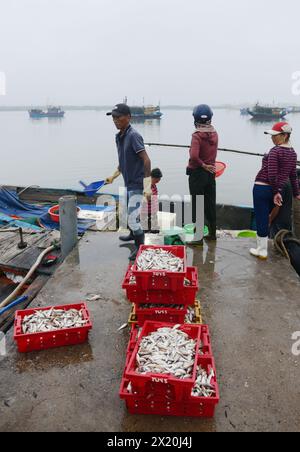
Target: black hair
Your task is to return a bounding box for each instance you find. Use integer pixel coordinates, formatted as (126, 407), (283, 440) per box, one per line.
(195, 119), (211, 127)
(151, 168), (163, 179)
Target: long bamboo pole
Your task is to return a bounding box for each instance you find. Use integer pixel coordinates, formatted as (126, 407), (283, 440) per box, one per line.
(145, 143), (300, 166)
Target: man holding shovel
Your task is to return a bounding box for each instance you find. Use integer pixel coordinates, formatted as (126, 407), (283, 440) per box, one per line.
(106, 103), (152, 260)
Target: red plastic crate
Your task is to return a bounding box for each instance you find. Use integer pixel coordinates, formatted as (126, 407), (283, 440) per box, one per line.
(126, 324), (142, 355)
(126, 323), (212, 362)
(184, 356), (220, 418)
(14, 303), (92, 353)
(120, 378), (185, 416)
(199, 325), (212, 356)
(135, 305), (187, 327)
(125, 321), (202, 401)
(132, 245), (187, 291)
(120, 356), (219, 417)
(123, 266), (199, 306)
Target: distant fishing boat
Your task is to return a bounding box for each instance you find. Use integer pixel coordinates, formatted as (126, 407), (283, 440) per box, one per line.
(131, 105), (163, 119)
(247, 104), (287, 120)
(29, 106), (65, 119)
(124, 97), (163, 119)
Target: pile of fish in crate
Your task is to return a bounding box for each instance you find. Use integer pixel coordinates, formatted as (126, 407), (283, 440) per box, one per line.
(14, 303), (93, 353)
(120, 245), (220, 418)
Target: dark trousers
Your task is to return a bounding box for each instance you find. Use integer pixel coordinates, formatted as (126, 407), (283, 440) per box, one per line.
(143, 213), (160, 233)
(253, 185), (274, 237)
(269, 183), (293, 238)
(189, 167), (217, 236)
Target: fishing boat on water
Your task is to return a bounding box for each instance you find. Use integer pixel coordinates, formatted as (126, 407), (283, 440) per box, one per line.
(29, 106), (65, 119)
(124, 97), (163, 119)
(247, 104), (287, 120)
(130, 105), (163, 119)
(2, 185), (255, 231)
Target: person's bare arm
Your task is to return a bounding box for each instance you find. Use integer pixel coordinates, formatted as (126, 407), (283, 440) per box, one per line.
(105, 168), (121, 185)
(138, 150), (152, 199)
(138, 150), (151, 177)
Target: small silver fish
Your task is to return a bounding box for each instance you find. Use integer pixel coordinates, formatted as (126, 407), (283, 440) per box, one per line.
(135, 326), (196, 379)
(22, 308), (87, 334)
(136, 249), (184, 273)
(191, 366), (216, 398)
(185, 306), (197, 324)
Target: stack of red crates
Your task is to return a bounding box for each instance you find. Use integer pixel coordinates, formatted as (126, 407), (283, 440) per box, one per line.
(122, 245), (199, 326)
(121, 321), (219, 417)
(120, 245), (220, 418)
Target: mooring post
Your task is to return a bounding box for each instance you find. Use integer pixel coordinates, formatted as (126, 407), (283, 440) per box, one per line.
(59, 196), (78, 259)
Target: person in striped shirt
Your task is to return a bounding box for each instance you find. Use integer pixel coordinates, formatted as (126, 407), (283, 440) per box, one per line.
(141, 168), (162, 233)
(250, 122), (300, 260)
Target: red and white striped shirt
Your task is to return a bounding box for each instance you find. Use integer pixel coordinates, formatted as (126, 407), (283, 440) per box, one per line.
(256, 146), (299, 196)
(141, 184), (159, 215)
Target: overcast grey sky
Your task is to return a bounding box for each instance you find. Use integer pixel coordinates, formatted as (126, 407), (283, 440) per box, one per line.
(0, 0), (299, 106)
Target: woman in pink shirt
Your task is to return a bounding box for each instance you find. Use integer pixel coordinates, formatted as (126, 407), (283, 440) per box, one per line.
(187, 104), (219, 246)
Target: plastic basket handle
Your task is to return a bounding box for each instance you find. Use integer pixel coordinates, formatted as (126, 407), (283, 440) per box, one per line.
(15, 315), (23, 334)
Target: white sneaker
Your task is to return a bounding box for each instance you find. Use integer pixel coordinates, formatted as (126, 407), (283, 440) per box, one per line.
(250, 236), (268, 260)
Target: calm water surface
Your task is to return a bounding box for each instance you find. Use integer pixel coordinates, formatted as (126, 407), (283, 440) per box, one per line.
(0, 109), (299, 206)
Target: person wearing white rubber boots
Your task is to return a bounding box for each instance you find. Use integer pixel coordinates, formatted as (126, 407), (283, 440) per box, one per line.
(250, 122), (300, 260)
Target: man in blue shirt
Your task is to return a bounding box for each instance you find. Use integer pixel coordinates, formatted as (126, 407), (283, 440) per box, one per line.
(106, 104), (152, 260)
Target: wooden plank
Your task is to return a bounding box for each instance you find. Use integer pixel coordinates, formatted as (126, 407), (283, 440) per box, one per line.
(0, 230), (58, 267)
(3, 185), (119, 205)
(35, 230), (61, 249)
(0, 280), (17, 303)
(0, 233), (42, 263)
(0, 264), (32, 276)
(17, 187), (97, 205)
(1, 256), (63, 276)
(7, 230), (62, 274)
(0, 275), (49, 332)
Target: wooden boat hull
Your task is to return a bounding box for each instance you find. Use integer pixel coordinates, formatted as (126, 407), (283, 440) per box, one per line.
(3, 186), (254, 231)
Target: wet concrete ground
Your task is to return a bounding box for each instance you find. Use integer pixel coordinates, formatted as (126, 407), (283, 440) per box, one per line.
(0, 232), (300, 432)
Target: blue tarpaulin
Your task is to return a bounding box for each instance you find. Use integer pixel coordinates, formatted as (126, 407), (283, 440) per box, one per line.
(0, 187), (113, 234)
(0, 187), (47, 218)
(0, 212), (43, 231)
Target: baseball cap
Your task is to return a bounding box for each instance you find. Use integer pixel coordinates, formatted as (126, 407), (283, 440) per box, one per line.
(106, 104), (131, 117)
(264, 122), (293, 136)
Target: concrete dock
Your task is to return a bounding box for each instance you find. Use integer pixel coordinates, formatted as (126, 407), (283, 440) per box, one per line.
(0, 232), (300, 432)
